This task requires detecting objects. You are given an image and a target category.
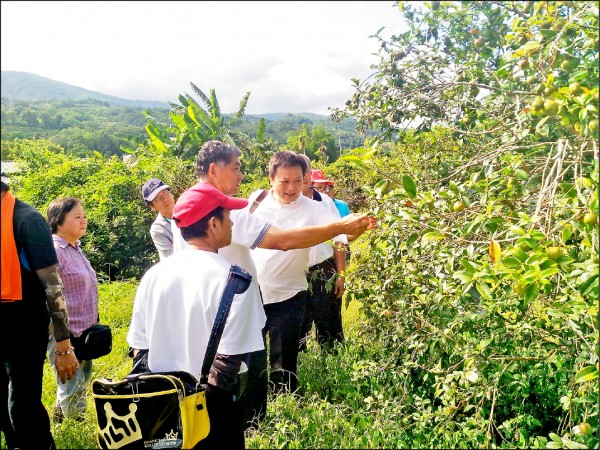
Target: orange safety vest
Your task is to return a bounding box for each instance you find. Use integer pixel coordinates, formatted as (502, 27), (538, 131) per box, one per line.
(1, 191), (22, 301)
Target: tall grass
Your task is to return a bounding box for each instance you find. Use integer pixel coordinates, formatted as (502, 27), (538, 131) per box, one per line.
(3, 246), (394, 449)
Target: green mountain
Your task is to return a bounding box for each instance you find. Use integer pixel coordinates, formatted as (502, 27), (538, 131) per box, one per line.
(1, 71), (167, 108)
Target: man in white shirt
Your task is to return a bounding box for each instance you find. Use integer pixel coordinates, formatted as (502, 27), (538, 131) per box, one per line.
(141, 178), (175, 261)
(127, 181), (265, 449)
(171, 141), (377, 427)
(249, 151), (348, 394)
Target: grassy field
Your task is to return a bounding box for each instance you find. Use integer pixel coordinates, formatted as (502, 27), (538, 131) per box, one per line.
(1, 271), (373, 449)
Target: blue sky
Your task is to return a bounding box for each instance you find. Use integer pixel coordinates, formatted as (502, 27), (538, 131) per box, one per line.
(1, 1), (406, 114)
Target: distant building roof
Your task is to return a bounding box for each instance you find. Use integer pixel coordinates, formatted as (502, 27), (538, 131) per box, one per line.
(0, 160), (20, 174)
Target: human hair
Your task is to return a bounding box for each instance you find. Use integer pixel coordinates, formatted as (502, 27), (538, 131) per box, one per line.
(47, 197), (82, 234)
(299, 153), (312, 171)
(0, 181), (8, 193)
(268, 151), (308, 179)
(179, 207), (225, 241)
(196, 141), (242, 179)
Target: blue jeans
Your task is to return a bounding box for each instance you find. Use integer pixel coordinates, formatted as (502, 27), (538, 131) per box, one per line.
(47, 335), (93, 419)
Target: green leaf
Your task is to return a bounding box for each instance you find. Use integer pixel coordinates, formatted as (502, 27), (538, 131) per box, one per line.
(575, 365), (598, 383)
(465, 371), (479, 382)
(406, 233), (419, 246)
(509, 225), (526, 236)
(476, 281), (492, 299)
(549, 433), (563, 444)
(403, 175), (417, 199)
(524, 283), (539, 305)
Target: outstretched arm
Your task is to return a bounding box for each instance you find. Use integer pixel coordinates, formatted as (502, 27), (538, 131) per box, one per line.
(36, 264), (79, 383)
(259, 213), (377, 251)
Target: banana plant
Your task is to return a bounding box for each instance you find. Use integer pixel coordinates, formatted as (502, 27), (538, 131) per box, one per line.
(144, 83), (251, 158)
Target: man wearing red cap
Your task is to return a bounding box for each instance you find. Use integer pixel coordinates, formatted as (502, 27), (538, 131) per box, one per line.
(127, 182), (266, 449)
(171, 141), (377, 429)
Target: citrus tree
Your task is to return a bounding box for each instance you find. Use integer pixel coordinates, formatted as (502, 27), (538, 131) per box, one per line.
(332, 1), (598, 447)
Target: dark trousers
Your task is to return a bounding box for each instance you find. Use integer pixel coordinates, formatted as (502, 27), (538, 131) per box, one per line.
(240, 347), (268, 430)
(1, 325), (55, 450)
(194, 384), (244, 450)
(263, 291), (307, 394)
(300, 258), (344, 351)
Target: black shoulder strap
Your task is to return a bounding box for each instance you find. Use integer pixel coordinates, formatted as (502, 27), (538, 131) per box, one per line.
(199, 265), (252, 385)
(249, 189), (268, 214)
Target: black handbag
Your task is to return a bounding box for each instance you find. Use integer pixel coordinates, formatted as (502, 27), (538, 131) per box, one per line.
(71, 323), (112, 361)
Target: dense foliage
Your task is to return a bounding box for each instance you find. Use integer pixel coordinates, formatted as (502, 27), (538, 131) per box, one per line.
(331, 1), (598, 447)
(7, 139), (195, 280)
(1, 2), (597, 448)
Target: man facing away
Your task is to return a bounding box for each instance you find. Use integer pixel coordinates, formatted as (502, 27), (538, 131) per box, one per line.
(127, 182), (266, 449)
(171, 140), (377, 428)
(1, 172), (79, 450)
(142, 178), (176, 261)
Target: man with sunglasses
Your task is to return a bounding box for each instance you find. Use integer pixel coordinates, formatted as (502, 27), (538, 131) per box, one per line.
(142, 178), (176, 261)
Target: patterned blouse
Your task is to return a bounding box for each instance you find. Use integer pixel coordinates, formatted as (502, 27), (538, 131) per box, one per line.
(53, 235), (98, 336)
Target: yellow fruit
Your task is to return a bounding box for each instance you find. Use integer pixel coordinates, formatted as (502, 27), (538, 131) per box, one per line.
(543, 99), (559, 115)
(561, 58), (578, 71)
(583, 212), (598, 225)
(470, 28), (480, 35)
(526, 76), (537, 85)
(519, 59), (531, 70)
(578, 422), (592, 435)
(534, 83), (546, 94)
(568, 82), (583, 95)
(383, 309), (394, 318)
(545, 246), (563, 260)
(513, 283), (526, 296)
(453, 200), (465, 212)
(544, 85), (557, 95)
(474, 38), (486, 49)
(589, 119), (599, 132)
(532, 97), (545, 110)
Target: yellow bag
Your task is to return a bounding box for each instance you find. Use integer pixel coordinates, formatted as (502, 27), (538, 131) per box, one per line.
(92, 371), (209, 449)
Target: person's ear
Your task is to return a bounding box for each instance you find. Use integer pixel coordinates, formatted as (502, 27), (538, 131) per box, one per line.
(208, 163), (219, 179)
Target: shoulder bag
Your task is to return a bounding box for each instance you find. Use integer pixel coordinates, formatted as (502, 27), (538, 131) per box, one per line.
(91, 265), (252, 449)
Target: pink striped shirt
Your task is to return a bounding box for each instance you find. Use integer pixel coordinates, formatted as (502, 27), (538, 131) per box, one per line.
(53, 235), (98, 336)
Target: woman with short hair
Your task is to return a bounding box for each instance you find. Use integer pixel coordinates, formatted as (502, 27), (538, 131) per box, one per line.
(46, 197), (98, 422)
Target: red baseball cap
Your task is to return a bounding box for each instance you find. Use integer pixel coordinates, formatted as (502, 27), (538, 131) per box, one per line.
(311, 169), (334, 186)
(173, 182), (248, 228)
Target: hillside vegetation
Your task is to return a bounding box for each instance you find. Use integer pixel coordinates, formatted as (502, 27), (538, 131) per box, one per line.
(0, 1), (597, 449)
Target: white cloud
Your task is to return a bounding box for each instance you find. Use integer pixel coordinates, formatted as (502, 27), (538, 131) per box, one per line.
(1, 0), (405, 114)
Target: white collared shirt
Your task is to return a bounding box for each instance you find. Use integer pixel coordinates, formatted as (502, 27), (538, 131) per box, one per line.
(306, 192), (341, 266)
(249, 190), (346, 305)
(172, 206), (270, 280)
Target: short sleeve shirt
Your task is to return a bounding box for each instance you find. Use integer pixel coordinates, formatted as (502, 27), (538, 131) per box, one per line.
(1, 199), (58, 331)
(172, 206), (270, 280)
(249, 190), (346, 305)
(127, 249), (266, 376)
(53, 235), (98, 335)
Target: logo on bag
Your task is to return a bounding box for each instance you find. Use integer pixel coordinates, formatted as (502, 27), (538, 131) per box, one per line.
(99, 402), (142, 449)
(144, 429), (179, 449)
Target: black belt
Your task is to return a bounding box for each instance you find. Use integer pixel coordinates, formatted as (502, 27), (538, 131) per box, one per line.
(308, 256), (335, 273)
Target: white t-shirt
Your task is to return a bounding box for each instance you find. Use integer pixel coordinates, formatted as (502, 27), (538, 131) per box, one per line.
(172, 206), (270, 280)
(127, 249), (266, 377)
(307, 192), (342, 267)
(249, 190), (346, 305)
